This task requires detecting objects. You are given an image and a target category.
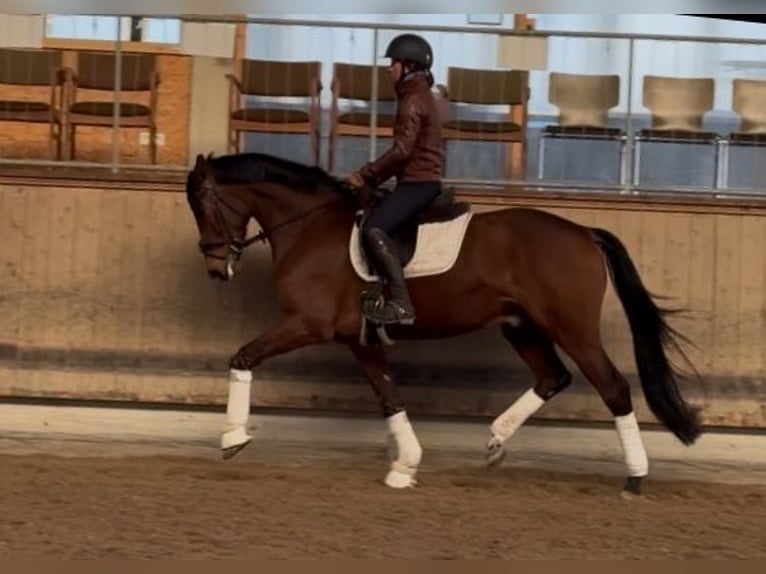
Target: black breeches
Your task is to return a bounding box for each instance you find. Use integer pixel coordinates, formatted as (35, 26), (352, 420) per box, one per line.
(361, 181), (441, 239)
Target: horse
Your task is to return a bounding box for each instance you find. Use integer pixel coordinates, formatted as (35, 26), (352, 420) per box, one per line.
(184, 150), (703, 497)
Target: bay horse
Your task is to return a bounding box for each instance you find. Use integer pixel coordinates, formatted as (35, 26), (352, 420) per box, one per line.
(184, 151), (703, 497)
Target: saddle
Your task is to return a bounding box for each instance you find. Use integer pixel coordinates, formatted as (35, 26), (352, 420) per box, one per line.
(354, 186), (472, 348)
(357, 186), (472, 269)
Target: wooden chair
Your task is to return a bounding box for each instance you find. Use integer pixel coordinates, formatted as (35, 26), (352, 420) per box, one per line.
(65, 51), (161, 164)
(328, 62), (396, 173)
(539, 72), (625, 181)
(438, 66), (530, 179)
(226, 58), (322, 165)
(0, 48), (66, 160)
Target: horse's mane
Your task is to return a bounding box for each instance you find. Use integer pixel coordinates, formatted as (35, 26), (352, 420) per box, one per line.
(201, 152), (350, 195)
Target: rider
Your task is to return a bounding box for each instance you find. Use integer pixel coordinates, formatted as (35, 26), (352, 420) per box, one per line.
(346, 33), (445, 325)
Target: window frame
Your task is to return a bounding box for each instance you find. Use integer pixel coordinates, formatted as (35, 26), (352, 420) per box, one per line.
(42, 15), (183, 55)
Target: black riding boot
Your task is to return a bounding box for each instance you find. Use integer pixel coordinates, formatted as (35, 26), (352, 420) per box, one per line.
(363, 227), (416, 325)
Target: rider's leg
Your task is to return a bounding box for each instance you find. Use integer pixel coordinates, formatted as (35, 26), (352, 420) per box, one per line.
(361, 182), (441, 324)
(363, 226), (416, 323)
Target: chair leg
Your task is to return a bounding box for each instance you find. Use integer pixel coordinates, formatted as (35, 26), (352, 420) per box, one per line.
(508, 141), (524, 180)
(328, 130), (336, 174)
(68, 125), (76, 161)
(227, 127), (236, 155)
(48, 122), (56, 161)
(149, 127), (158, 165)
(55, 123), (62, 161)
(520, 138), (528, 180)
(309, 127), (319, 167)
(441, 140), (449, 178)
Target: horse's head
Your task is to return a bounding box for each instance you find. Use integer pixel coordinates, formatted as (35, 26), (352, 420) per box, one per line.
(185, 153), (252, 281)
(186, 151), (360, 282)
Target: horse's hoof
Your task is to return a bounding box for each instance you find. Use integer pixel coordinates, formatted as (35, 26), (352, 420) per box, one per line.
(619, 489), (643, 501)
(384, 461), (418, 489)
(220, 427), (253, 460)
(485, 438), (506, 467)
(384, 468), (418, 489)
(620, 476), (645, 500)
(221, 439), (251, 460)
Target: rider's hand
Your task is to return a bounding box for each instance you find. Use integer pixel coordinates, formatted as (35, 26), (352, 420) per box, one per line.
(346, 171), (365, 190)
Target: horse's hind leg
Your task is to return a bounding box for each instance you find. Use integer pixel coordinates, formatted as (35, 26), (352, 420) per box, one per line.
(486, 320), (572, 465)
(555, 330), (648, 498)
(348, 341), (422, 489)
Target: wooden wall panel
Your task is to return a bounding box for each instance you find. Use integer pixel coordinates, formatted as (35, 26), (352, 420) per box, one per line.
(0, 183), (764, 427)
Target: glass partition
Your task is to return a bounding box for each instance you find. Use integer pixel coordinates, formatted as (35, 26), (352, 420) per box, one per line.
(2, 13), (766, 195)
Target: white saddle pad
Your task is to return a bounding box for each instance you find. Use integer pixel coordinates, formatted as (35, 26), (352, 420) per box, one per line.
(349, 212), (473, 281)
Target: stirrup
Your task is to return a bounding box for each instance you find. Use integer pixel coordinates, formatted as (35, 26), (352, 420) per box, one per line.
(363, 300), (416, 325)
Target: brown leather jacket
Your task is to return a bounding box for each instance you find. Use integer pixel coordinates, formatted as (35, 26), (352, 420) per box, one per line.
(359, 71), (444, 187)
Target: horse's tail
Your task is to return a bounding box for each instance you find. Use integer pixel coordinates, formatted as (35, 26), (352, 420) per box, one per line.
(590, 227), (703, 445)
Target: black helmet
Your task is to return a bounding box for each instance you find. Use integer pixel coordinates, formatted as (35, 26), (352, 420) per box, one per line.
(384, 33), (433, 70)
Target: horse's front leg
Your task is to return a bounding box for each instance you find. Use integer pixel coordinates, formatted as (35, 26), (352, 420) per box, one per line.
(348, 341), (422, 489)
(221, 314), (330, 459)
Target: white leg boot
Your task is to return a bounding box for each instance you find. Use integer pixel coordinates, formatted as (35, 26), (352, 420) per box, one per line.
(384, 410), (422, 489)
(487, 388), (545, 465)
(615, 412), (649, 498)
(220, 368), (254, 458)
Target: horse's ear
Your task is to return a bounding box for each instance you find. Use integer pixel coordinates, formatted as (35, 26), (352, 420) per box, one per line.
(194, 153), (206, 170)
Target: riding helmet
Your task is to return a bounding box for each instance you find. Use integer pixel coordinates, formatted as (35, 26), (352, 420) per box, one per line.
(384, 33), (433, 69)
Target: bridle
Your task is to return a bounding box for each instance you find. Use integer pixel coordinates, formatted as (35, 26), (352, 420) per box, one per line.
(196, 178), (261, 275)
(196, 176), (342, 278)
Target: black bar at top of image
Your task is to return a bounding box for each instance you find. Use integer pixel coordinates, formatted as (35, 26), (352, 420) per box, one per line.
(681, 14), (766, 24)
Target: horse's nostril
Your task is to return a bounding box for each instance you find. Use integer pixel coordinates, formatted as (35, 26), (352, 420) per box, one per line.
(208, 269), (226, 281)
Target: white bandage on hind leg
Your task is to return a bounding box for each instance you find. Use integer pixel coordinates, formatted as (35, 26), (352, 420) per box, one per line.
(615, 412), (649, 477)
(490, 388), (545, 443)
(386, 410), (422, 468)
(223, 368), (252, 431)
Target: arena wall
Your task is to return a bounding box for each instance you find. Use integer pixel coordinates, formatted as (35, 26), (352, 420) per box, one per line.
(0, 181), (763, 429)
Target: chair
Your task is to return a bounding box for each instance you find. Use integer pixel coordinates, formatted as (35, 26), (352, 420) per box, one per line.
(66, 52), (161, 164)
(439, 66), (530, 179)
(0, 48), (66, 160)
(717, 78), (766, 188)
(328, 62), (396, 173)
(633, 75), (719, 186)
(226, 58), (322, 165)
(538, 72), (625, 181)
(731, 78), (766, 136)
